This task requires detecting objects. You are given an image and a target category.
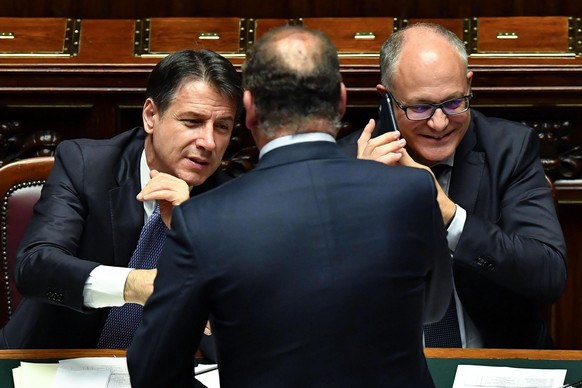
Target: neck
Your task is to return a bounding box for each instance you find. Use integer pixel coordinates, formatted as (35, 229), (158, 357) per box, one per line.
(252, 120), (338, 151)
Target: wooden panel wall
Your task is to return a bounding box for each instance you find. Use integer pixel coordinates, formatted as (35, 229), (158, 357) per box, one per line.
(0, 0), (580, 19)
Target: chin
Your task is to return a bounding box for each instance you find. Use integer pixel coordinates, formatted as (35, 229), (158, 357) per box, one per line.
(419, 152), (452, 166)
(431, 145), (456, 161)
(188, 177), (206, 187)
(177, 172), (202, 187)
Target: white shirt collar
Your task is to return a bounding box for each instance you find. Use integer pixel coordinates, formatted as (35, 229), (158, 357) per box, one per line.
(259, 132), (336, 159)
(139, 149), (156, 220)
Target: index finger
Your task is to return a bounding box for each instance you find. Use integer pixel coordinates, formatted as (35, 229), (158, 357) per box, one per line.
(358, 118), (375, 144)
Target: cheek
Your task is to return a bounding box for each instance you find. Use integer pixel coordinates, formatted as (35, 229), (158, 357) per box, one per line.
(214, 135), (232, 156)
(398, 121), (420, 140)
(155, 125), (181, 146)
(173, 130), (198, 150)
(450, 111), (470, 126)
(450, 116), (470, 139)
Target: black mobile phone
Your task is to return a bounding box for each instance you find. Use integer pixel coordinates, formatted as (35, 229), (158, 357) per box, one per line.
(373, 93), (399, 137)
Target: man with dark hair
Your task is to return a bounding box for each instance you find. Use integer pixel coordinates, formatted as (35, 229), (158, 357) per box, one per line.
(340, 23), (567, 349)
(128, 26), (452, 388)
(0, 49), (243, 352)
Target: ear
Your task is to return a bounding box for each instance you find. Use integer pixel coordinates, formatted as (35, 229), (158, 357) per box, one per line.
(243, 90), (258, 130)
(376, 83), (387, 95)
(466, 71), (474, 88)
(338, 82), (347, 118)
(142, 98), (158, 135)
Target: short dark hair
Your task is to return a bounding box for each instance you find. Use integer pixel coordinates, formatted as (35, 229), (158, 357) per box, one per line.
(242, 26), (342, 135)
(146, 49), (243, 122)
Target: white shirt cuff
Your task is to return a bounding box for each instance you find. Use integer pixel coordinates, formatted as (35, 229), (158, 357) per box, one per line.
(83, 265), (133, 308)
(447, 204), (466, 253)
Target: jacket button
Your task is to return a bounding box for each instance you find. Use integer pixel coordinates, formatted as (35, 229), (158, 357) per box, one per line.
(46, 290), (63, 302)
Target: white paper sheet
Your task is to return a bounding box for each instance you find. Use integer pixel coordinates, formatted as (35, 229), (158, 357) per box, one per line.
(12, 362), (59, 388)
(51, 368), (111, 388)
(195, 364), (220, 387)
(12, 357), (220, 388)
(453, 364), (567, 388)
(57, 357), (130, 388)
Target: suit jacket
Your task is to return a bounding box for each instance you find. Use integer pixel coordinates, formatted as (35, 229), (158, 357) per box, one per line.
(128, 140), (452, 388)
(339, 109), (567, 348)
(0, 127), (230, 349)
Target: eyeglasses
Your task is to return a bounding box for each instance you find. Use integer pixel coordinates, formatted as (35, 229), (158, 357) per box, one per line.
(387, 91), (473, 121)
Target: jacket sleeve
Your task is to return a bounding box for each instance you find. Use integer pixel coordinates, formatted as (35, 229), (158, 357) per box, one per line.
(14, 141), (105, 312)
(454, 128), (567, 303)
(128, 206), (207, 388)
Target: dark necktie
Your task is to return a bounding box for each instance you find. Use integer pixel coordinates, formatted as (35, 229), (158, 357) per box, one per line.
(97, 205), (167, 349)
(423, 163), (462, 348)
(423, 294), (462, 347)
(430, 163), (450, 192)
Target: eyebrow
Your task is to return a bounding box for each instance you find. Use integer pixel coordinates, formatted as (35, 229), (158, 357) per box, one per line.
(215, 115), (235, 124)
(177, 112), (235, 122)
(408, 94), (466, 105)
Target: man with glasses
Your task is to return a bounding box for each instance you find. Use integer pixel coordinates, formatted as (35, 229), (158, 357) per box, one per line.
(340, 23), (567, 349)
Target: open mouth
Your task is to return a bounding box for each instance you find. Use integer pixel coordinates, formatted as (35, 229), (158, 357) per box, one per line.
(188, 157), (209, 167)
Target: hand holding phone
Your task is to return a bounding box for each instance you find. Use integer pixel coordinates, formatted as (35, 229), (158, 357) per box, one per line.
(373, 93), (399, 137)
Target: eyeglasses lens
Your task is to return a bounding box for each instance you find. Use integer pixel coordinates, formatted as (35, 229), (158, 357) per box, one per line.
(406, 97), (470, 120)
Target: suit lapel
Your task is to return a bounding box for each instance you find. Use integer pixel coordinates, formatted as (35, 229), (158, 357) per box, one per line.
(449, 114), (485, 213)
(110, 178), (142, 266)
(109, 133), (144, 266)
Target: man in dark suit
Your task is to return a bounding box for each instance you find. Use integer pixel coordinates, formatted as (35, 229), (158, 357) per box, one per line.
(340, 23), (567, 348)
(0, 49), (243, 351)
(128, 26), (453, 388)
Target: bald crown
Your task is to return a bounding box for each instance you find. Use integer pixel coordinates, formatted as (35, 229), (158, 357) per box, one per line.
(270, 30), (321, 74)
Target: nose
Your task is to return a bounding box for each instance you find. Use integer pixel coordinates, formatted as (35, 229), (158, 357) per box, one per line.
(195, 122), (216, 151)
(427, 108), (449, 131)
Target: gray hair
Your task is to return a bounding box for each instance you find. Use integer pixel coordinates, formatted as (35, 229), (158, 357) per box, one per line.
(379, 23), (468, 90)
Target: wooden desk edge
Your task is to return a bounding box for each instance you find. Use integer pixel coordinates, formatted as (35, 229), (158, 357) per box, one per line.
(425, 348), (582, 360)
(0, 349), (126, 359)
(1, 348), (582, 361)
